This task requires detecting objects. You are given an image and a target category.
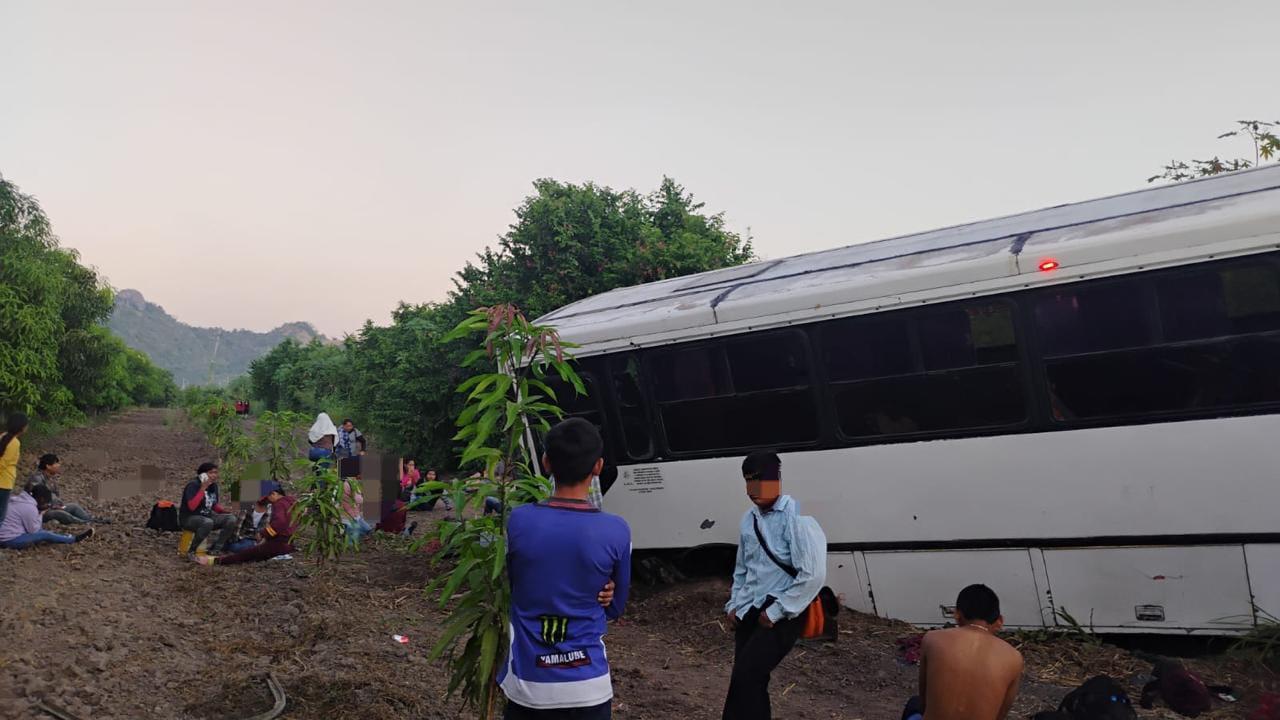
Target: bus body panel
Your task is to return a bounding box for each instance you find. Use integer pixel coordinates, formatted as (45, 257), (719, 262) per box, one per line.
(1041, 546), (1253, 633)
(862, 549), (1045, 629)
(608, 415), (1280, 551)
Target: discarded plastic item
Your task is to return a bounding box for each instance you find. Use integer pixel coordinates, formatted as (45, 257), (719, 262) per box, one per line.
(392, 634), (410, 644)
(1220, 693), (1237, 703)
(269, 554), (293, 561)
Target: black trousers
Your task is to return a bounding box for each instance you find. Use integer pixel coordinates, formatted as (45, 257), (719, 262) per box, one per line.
(504, 700), (610, 719)
(722, 605), (803, 720)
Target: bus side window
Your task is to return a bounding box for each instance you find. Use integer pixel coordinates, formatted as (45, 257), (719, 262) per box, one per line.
(648, 331), (819, 453)
(610, 356), (655, 460)
(825, 301), (1025, 439)
(1037, 259), (1280, 422)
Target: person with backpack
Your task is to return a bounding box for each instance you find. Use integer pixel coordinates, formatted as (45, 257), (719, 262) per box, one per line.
(498, 418), (632, 719)
(25, 453), (104, 525)
(0, 485), (93, 549)
(722, 451), (827, 720)
(194, 481), (296, 566)
(903, 584), (1024, 720)
(0, 413), (30, 525)
(179, 462), (238, 556)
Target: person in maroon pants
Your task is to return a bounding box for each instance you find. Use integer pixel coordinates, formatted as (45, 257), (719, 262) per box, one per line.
(194, 481), (296, 566)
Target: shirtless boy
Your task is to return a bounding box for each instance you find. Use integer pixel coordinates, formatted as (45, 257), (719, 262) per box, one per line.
(904, 584), (1024, 720)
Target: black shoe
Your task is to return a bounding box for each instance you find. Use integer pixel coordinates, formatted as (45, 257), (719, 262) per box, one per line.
(407, 522), (418, 536)
(74, 528), (94, 543)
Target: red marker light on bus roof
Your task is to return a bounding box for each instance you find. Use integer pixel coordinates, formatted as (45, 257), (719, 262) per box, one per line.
(1038, 259), (1060, 272)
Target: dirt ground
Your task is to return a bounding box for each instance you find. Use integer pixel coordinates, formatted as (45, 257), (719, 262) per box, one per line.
(1, 409), (1277, 719)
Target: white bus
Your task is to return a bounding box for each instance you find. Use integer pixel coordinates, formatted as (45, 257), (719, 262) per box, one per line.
(535, 165), (1280, 634)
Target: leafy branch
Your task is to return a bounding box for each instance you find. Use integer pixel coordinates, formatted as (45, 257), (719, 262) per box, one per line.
(418, 304), (582, 718)
(1149, 119), (1280, 183)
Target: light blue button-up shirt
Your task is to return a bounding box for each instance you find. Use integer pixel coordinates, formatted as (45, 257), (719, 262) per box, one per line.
(725, 494), (828, 624)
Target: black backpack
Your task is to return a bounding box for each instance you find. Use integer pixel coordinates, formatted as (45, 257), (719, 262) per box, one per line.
(146, 501), (180, 532)
(1059, 675), (1137, 720)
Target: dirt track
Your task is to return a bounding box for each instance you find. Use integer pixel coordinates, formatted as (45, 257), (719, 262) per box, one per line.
(0, 409), (1273, 719)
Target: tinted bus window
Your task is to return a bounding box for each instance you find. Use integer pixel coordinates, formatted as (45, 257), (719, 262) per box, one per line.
(825, 301), (1026, 439)
(1034, 281), (1149, 356)
(648, 331), (819, 453)
(1042, 258), (1280, 422)
(610, 355), (655, 460)
(823, 315), (914, 382)
(1158, 262), (1280, 342)
(650, 346), (731, 402)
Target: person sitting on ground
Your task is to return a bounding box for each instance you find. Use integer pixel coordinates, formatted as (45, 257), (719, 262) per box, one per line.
(374, 495), (416, 537)
(0, 412), (30, 525)
(0, 485), (93, 549)
(400, 459), (420, 497)
(179, 462), (239, 556)
(195, 481), (296, 566)
(903, 584), (1024, 720)
(415, 468), (453, 512)
(498, 418), (632, 719)
(342, 477), (373, 543)
(226, 494), (273, 554)
(25, 453), (106, 525)
(335, 418), (367, 459)
(308, 413), (338, 465)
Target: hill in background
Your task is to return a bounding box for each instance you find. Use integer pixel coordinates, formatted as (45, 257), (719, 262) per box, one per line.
(107, 289), (327, 387)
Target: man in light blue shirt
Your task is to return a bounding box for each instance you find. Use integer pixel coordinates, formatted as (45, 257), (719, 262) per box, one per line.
(722, 451), (826, 720)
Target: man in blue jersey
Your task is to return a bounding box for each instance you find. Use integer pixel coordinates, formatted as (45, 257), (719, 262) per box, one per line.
(722, 451), (827, 720)
(500, 418), (632, 719)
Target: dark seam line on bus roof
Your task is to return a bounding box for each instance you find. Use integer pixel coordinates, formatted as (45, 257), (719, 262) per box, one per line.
(1009, 232), (1033, 256)
(823, 532), (1280, 553)
(548, 182), (1280, 324)
(678, 259), (784, 292)
(710, 285), (737, 310)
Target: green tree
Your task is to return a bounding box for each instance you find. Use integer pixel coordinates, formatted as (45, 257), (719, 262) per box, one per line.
(344, 176), (753, 467)
(1, 174), (175, 420)
(1149, 120), (1280, 183)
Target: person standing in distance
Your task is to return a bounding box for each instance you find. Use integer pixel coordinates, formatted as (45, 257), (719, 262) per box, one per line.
(336, 418), (366, 459)
(722, 451), (827, 720)
(0, 413), (30, 525)
(499, 418), (631, 719)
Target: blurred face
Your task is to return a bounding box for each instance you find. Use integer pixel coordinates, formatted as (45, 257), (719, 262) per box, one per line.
(45, 462), (62, 476)
(207, 468), (220, 482)
(343, 421), (354, 431)
(745, 478), (781, 509)
(266, 491), (284, 503)
(426, 470), (437, 481)
(407, 461), (415, 469)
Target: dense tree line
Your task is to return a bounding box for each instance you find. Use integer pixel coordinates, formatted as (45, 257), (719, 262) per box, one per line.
(250, 177), (753, 468)
(0, 175), (177, 422)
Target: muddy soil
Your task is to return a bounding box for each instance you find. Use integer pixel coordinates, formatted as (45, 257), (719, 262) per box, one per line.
(1, 409), (1275, 719)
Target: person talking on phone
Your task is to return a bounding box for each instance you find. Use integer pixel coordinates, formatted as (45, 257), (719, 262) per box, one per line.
(179, 462), (238, 556)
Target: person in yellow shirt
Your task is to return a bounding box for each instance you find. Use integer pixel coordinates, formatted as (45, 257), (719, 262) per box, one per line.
(0, 413), (31, 525)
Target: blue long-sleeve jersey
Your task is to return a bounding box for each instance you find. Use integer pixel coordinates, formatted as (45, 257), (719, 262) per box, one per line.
(499, 497), (632, 709)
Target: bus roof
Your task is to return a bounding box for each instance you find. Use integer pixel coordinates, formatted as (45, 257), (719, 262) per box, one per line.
(538, 165), (1280, 356)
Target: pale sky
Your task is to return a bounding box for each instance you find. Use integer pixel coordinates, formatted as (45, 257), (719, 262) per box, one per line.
(2, 1), (1274, 338)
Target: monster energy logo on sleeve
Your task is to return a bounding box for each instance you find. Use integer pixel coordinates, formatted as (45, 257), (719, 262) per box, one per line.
(539, 615), (569, 644)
